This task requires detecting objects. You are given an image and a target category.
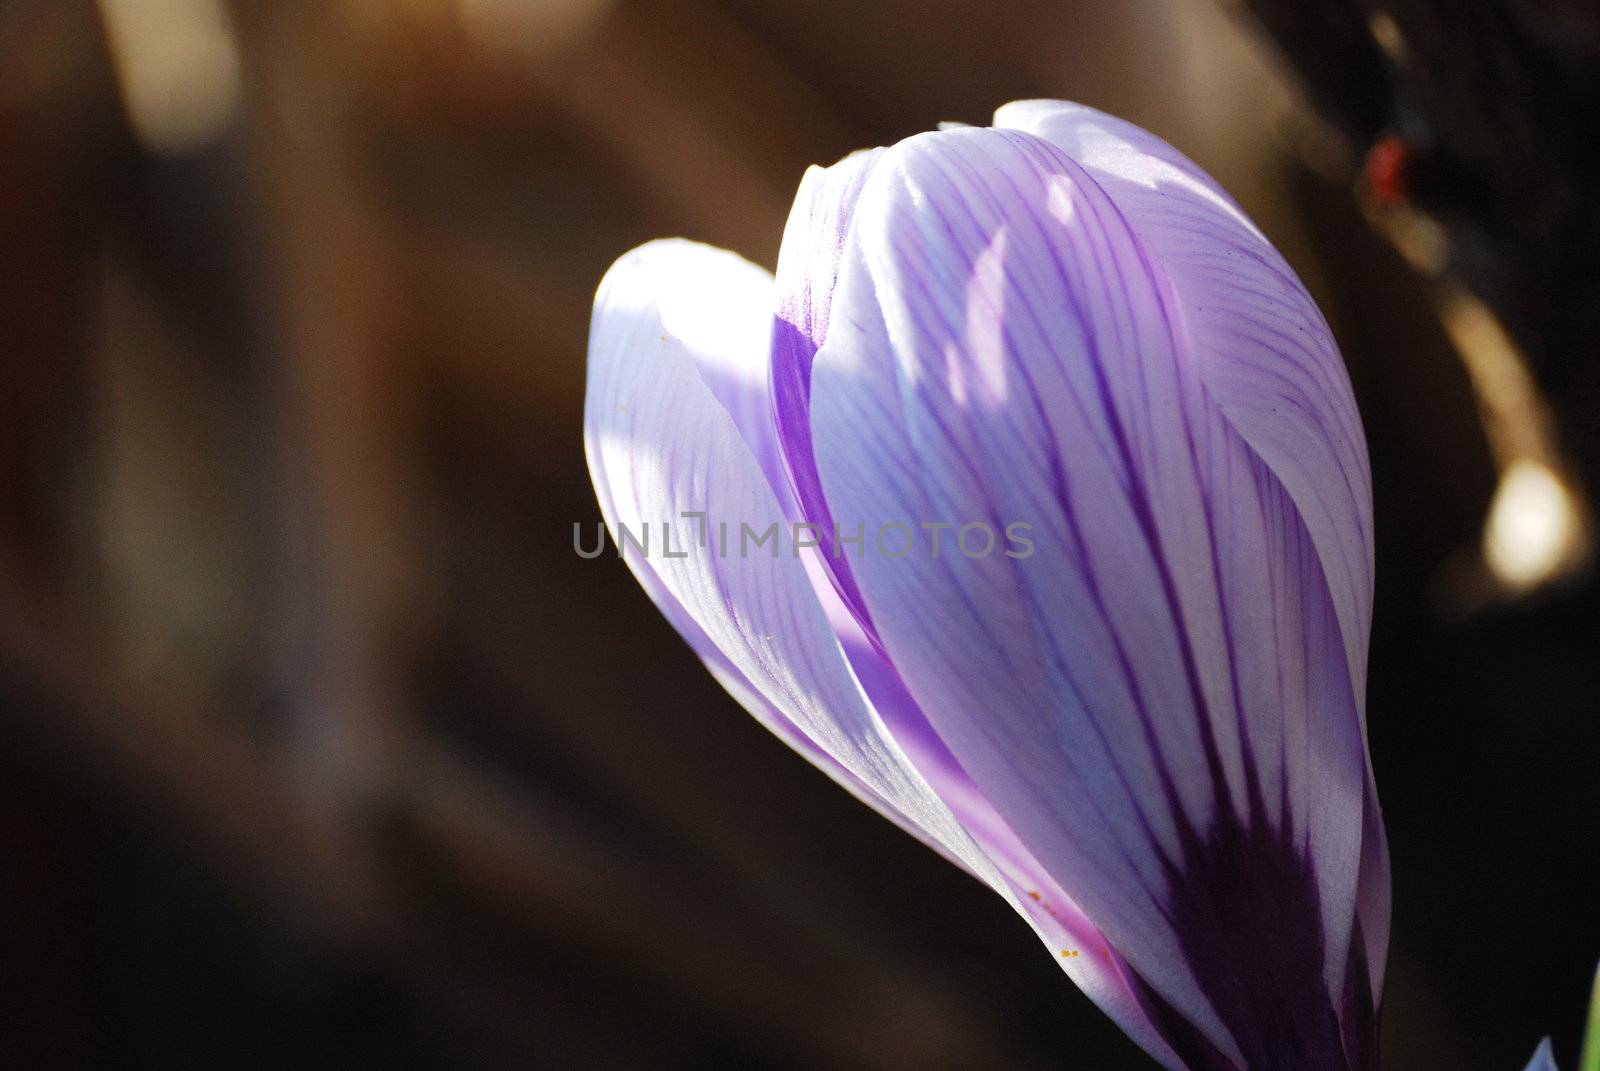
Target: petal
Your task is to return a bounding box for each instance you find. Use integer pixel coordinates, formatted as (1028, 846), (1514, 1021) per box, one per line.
(771, 148), (886, 627)
(992, 100), (1373, 699)
(585, 239), (969, 867)
(773, 160), (1198, 1063)
(996, 99), (1390, 1001)
(811, 126), (1373, 1066)
(837, 607), (1183, 1068)
(1524, 1038), (1560, 1071)
(585, 238), (1177, 1066)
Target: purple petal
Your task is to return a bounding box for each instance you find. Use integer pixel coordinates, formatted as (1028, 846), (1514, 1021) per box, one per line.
(585, 238), (1179, 1066)
(1524, 1038), (1560, 1071)
(810, 125), (1374, 1066)
(771, 157), (1202, 1061)
(585, 239), (974, 866)
(995, 99), (1390, 1003)
(992, 101), (1373, 692)
(834, 600), (1184, 1068)
(771, 149), (886, 633)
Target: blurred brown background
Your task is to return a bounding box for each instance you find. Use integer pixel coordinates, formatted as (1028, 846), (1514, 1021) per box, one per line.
(2, 1), (1597, 1068)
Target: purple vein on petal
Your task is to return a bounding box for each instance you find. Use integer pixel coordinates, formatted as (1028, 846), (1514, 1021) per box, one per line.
(770, 148), (887, 645)
(811, 124), (1378, 1065)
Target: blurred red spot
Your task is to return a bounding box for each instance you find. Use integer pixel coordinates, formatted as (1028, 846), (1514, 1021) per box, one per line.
(1364, 134), (1410, 205)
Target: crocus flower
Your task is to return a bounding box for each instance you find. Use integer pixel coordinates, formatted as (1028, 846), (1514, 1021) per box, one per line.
(584, 100), (1387, 1069)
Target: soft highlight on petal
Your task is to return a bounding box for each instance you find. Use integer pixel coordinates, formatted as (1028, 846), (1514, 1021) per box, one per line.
(992, 100), (1373, 694)
(585, 239), (979, 870)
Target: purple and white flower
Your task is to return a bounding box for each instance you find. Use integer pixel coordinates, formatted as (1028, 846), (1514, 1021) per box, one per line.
(584, 100), (1387, 1069)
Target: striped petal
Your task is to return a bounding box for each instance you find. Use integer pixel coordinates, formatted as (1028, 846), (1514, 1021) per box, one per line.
(585, 239), (972, 866)
(991, 101), (1373, 701)
(994, 100), (1389, 1003)
(771, 148), (886, 625)
(809, 125), (1376, 1067)
(585, 237), (1181, 1067)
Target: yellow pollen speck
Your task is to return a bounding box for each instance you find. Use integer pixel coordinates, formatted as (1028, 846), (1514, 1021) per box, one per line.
(1059, 949), (1080, 958)
(1026, 891), (1041, 900)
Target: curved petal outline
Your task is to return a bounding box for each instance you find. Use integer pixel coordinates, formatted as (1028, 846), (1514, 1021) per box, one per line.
(809, 125), (1374, 1066)
(584, 238), (1181, 1066)
(994, 101), (1389, 1001)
